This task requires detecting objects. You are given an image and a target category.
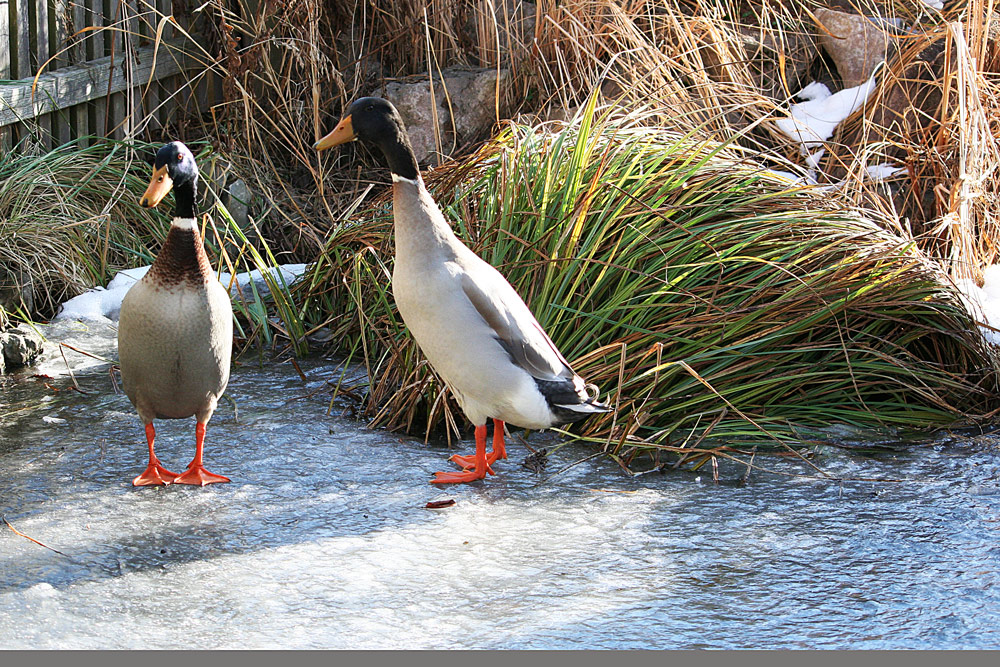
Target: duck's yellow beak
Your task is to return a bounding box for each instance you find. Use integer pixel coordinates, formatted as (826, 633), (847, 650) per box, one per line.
(140, 165), (173, 208)
(314, 115), (355, 151)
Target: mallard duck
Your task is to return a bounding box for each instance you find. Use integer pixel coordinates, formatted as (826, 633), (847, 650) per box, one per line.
(117, 141), (233, 486)
(315, 97), (611, 484)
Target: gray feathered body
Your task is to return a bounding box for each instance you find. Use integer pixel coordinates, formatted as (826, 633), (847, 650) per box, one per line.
(118, 219), (232, 425)
(390, 176), (609, 429)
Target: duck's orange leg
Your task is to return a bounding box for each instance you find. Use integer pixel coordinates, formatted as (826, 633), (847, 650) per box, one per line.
(133, 423), (178, 486)
(173, 422), (230, 486)
(450, 419), (507, 469)
(433, 424), (493, 484)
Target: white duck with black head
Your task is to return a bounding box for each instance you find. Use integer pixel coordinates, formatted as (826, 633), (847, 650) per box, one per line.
(316, 97), (611, 484)
(118, 141), (234, 486)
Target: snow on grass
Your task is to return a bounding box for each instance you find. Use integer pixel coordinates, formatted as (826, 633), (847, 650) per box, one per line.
(55, 264), (308, 323)
(954, 265), (1000, 346)
(776, 76), (878, 150)
(767, 72), (906, 191)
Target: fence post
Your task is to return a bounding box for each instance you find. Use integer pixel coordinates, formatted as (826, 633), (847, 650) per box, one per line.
(71, 0), (89, 143)
(1, 0), (10, 150)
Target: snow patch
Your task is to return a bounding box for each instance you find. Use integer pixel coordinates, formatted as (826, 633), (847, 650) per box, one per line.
(55, 264), (307, 323)
(776, 75), (878, 150)
(55, 266), (150, 322)
(954, 265), (1000, 346)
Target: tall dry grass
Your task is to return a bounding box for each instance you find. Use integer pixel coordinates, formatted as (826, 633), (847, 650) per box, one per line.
(180, 1), (1000, 288)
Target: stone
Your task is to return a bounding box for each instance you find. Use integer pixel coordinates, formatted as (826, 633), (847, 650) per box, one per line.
(225, 179), (251, 231)
(379, 67), (512, 164)
(1, 325), (44, 372)
(814, 8), (898, 89)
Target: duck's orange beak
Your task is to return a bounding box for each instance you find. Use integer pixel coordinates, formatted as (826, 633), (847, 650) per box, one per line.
(314, 115), (355, 151)
(140, 165), (173, 208)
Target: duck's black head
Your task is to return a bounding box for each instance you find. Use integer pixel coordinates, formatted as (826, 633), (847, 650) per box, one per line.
(140, 141), (199, 216)
(314, 97), (419, 181)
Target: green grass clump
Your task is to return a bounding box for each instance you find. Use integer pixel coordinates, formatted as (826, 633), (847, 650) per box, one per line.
(0, 140), (169, 319)
(0, 139), (304, 357)
(299, 102), (1000, 460)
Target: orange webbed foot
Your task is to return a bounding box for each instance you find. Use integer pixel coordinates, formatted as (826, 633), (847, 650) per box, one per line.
(449, 419), (507, 470)
(449, 452), (500, 471)
(132, 461), (179, 486)
(431, 423), (494, 485)
(173, 466), (230, 486)
(431, 468), (490, 484)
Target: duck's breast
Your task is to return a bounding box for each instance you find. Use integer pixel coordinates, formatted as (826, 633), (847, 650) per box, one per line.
(118, 277), (233, 422)
(392, 257), (553, 429)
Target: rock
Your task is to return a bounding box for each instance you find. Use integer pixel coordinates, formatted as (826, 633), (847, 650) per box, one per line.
(814, 8), (897, 88)
(1, 325), (44, 372)
(225, 179), (251, 231)
(379, 67), (511, 164)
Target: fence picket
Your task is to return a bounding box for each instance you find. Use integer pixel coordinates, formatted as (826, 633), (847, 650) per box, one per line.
(1, 1), (8, 149)
(0, 0), (196, 146)
(34, 0), (53, 147)
(88, 0), (107, 135)
(53, 0), (73, 145)
(71, 0), (90, 143)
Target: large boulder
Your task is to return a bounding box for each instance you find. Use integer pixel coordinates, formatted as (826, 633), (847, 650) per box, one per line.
(814, 8), (898, 88)
(379, 67), (512, 164)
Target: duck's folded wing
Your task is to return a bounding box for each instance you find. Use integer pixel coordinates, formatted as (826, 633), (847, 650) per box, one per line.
(460, 271), (577, 387)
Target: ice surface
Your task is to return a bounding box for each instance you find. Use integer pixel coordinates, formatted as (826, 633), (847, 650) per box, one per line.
(3, 324), (1000, 648)
(55, 264), (308, 323)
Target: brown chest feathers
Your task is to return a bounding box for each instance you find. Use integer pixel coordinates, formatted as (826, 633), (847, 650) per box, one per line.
(147, 224), (214, 287)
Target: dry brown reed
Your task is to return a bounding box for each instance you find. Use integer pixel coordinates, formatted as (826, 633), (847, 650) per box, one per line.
(184, 3), (998, 287)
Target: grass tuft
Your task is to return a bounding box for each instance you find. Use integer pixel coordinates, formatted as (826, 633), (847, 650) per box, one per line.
(299, 102), (1000, 461)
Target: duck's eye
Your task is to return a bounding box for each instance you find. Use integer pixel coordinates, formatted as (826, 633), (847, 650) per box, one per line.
(157, 176), (164, 182)
(177, 154), (184, 162)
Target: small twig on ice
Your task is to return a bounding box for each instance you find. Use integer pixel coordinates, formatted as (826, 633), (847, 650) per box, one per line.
(2, 516), (70, 557)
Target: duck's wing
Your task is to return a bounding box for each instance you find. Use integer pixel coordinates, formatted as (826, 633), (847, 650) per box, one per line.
(459, 268), (586, 402)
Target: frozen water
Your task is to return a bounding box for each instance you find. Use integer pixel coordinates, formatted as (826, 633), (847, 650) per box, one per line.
(2, 324), (1000, 648)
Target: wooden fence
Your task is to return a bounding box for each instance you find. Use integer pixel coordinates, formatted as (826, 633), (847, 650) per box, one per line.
(0, 0), (213, 149)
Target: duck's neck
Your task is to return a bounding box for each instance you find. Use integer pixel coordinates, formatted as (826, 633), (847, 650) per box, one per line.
(172, 178), (197, 220)
(380, 136), (420, 182)
(148, 214), (213, 286)
(391, 174), (461, 262)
